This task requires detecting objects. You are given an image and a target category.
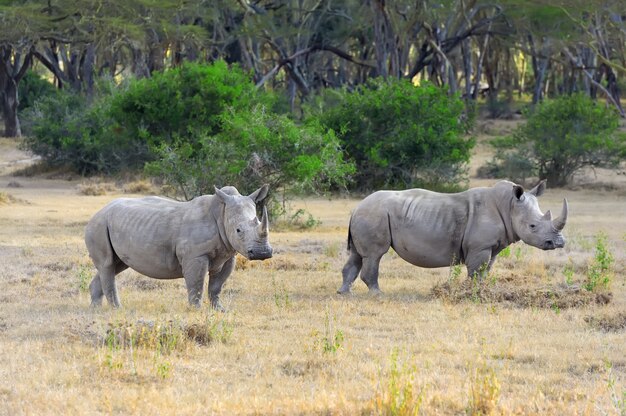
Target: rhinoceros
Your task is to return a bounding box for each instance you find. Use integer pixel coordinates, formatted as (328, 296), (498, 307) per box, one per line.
(338, 180), (568, 294)
(85, 185), (272, 309)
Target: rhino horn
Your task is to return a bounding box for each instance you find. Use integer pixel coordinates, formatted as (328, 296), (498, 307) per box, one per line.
(553, 199), (568, 231)
(542, 210), (552, 221)
(259, 205), (269, 237)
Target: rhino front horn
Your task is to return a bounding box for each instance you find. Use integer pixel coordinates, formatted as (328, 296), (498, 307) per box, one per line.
(553, 199), (568, 231)
(259, 206), (269, 236)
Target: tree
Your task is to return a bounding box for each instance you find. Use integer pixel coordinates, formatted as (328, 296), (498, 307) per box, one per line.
(491, 93), (626, 186)
(317, 78), (474, 190)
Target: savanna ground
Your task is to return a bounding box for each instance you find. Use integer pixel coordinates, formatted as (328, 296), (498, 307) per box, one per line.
(0, 120), (625, 415)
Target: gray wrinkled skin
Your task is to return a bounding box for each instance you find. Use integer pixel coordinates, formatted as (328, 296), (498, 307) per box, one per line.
(85, 185), (272, 310)
(338, 180), (568, 295)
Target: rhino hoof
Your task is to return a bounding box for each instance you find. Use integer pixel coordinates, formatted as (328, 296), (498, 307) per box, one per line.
(337, 287), (352, 295)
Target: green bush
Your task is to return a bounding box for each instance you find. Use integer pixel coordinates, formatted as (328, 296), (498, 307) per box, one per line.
(21, 81), (148, 174)
(146, 105), (354, 206)
(315, 78), (474, 190)
(489, 94), (626, 187)
(17, 70), (57, 112)
(108, 60), (263, 149)
(21, 61), (268, 174)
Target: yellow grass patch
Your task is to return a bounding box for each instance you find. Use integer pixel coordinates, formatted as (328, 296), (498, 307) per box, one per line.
(1, 128), (625, 414)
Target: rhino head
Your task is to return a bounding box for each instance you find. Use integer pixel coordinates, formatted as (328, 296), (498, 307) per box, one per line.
(215, 184), (273, 260)
(510, 180), (568, 250)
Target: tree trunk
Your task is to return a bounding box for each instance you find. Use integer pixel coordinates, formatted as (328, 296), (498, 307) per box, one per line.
(1, 79), (21, 137)
(0, 46), (32, 137)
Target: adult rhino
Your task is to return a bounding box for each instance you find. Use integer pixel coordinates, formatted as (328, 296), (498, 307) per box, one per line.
(85, 185), (272, 310)
(338, 180), (567, 295)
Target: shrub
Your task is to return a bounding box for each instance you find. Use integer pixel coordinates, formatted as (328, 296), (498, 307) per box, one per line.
(146, 105), (354, 205)
(17, 70), (57, 111)
(488, 94), (626, 187)
(21, 85), (137, 174)
(108, 60), (263, 149)
(315, 78), (474, 190)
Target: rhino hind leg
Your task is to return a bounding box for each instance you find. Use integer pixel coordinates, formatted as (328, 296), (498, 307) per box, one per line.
(360, 254), (384, 295)
(338, 251), (363, 294)
(208, 257), (235, 311)
(89, 273), (104, 307)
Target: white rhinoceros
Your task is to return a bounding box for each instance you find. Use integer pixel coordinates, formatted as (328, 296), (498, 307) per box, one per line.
(338, 180), (568, 294)
(85, 185), (272, 309)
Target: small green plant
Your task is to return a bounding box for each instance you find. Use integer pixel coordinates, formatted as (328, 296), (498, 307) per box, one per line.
(584, 232), (614, 292)
(205, 312), (235, 344)
(467, 359), (501, 415)
(563, 259), (575, 286)
(498, 246), (511, 258)
(288, 208), (321, 230)
(323, 241), (341, 258)
(311, 308), (344, 354)
(272, 277), (291, 309)
(449, 263), (463, 284)
(513, 246), (524, 261)
(606, 361), (626, 415)
(76, 264), (91, 292)
(372, 349), (424, 415)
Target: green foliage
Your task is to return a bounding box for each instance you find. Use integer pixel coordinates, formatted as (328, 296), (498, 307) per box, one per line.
(372, 349), (424, 416)
(311, 308), (344, 354)
(17, 70), (56, 111)
(487, 94), (626, 186)
(584, 232), (614, 292)
(147, 104), (354, 201)
(21, 80), (147, 174)
(315, 78), (474, 190)
(109, 60), (262, 149)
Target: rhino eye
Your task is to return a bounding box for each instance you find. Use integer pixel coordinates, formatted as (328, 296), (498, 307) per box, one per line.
(530, 224), (536, 229)
(236, 228), (241, 233)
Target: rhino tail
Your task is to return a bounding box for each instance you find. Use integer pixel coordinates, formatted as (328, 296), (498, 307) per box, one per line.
(346, 222), (353, 252)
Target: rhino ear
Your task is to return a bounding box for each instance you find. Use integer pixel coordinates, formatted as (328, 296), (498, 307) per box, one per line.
(214, 186), (234, 204)
(529, 180), (546, 197)
(248, 184), (269, 204)
(513, 185), (525, 200)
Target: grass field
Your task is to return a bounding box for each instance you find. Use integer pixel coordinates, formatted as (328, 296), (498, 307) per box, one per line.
(0, 123), (625, 415)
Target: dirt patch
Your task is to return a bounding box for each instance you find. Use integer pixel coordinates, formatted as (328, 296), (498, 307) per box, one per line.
(431, 275), (612, 309)
(584, 313), (626, 332)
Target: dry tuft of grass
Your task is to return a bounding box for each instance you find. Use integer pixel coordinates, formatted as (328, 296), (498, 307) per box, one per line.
(123, 179), (154, 194)
(431, 274), (612, 309)
(77, 179), (117, 196)
(585, 312), (626, 333)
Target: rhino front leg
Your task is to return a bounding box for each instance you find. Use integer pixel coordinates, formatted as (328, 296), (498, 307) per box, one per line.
(360, 254), (384, 295)
(183, 257), (209, 307)
(208, 257), (236, 312)
(466, 249), (493, 280)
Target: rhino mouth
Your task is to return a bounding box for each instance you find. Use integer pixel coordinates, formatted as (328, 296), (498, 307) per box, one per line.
(246, 248), (273, 260)
(542, 239), (565, 250)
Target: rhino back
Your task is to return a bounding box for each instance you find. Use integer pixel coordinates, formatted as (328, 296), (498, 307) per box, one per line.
(90, 196), (221, 279)
(351, 187), (507, 268)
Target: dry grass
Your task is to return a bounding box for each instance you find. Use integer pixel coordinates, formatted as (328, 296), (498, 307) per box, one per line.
(1, 127), (625, 414)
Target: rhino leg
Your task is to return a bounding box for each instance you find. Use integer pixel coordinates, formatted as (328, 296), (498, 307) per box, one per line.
(183, 256), (209, 307)
(465, 249), (493, 280)
(208, 257), (235, 311)
(338, 251), (363, 294)
(360, 254), (384, 295)
(89, 273), (104, 307)
(97, 265), (122, 308)
(90, 261), (128, 307)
